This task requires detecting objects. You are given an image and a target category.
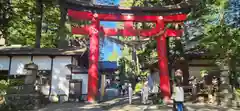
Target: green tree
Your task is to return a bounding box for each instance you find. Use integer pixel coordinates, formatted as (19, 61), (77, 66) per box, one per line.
(0, 0), (12, 43)
(1, 0), (61, 48)
(194, 0), (240, 104)
(200, 23), (240, 105)
(41, 1), (60, 48)
(57, 0), (69, 48)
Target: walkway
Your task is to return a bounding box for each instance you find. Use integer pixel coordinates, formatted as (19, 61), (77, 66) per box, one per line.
(100, 96), (240, 111)
(36, 103), (102, 111)
(36, 96), (240, 111)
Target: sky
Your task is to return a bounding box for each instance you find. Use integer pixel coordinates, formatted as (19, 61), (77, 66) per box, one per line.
(98, 0), (122, 61)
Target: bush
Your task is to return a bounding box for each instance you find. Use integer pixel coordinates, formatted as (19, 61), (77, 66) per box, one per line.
(0, 80), (9, 96)
(9, 79), (24, 86)
(134, 82), (143, 94)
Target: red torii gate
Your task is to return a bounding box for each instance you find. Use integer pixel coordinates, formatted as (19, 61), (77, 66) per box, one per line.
(68, 9), (186, 102)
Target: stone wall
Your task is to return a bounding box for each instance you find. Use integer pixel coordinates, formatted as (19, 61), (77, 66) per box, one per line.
(4, 93), (42, 110)
(1, 85), (43, 110)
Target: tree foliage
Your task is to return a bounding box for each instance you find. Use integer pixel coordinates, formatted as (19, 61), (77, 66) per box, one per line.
(195, 0), (240, 102)
(196, 0), (240, 62)
(201, 25), (240, 59)
(0, 80), (9, 96)
(0, 0), (61, 48)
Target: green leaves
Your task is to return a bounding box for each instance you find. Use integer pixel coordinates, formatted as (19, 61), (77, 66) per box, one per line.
(0, 0), (61, 48)
(189, 0), (240, 64)
(215, 0), (229, 9)
(0, 80), (9, 95)
(200, 23), (240, 61)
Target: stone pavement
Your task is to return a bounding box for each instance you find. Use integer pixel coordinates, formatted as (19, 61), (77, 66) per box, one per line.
(100, 96), (240, 111)
(105, 103), (240, 111)
(35, 96), (240, 111)
(35, 103), (102, 111)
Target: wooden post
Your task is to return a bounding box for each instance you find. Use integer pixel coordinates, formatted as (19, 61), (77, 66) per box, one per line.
(156, 34), (171, 101)
(87, 14), (100, 103)
(100, 74), (106, 101)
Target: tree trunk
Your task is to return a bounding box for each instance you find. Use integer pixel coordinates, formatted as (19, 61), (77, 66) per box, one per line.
(57, 0), (68, 48)
(35, 0), (43, 48)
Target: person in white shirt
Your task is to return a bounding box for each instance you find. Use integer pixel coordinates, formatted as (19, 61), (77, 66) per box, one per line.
(172, 78), (184, 111)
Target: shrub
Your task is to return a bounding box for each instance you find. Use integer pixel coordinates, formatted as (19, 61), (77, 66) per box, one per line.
(134, 82), (143, 94)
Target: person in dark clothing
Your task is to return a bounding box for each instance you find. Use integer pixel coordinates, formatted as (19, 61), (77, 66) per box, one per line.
(118, 84), (122, 96)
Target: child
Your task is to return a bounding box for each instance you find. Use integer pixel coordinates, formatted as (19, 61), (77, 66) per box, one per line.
(172, 78), (184, 111)
(142, 81), (150, 104)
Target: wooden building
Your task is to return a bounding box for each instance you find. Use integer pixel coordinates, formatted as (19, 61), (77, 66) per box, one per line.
(144, 47), (219, 82)
(0, 46), (89, 102)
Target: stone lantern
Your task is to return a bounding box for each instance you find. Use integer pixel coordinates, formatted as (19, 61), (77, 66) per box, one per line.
(24, 62), (38, 85)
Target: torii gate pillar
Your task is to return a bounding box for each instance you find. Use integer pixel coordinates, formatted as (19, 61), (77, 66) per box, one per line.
(87, 15), (100, 103)
(156, 34), (171, 100)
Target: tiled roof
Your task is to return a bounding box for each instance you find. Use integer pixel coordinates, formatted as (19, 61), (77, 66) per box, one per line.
(0, 46), (87, 56)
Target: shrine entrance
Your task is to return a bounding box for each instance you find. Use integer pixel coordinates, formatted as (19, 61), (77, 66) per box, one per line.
(65, 0), (193, 103)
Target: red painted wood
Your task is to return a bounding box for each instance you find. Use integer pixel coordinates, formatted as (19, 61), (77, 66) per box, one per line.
(71, 26), (89, 35)
(123, 21), (134, 36)
(68, 9), (187, 22)
(156, 34), (171, 100)
(87, 17), (100, 103)
(71, 20), (165, 37)
(71, 26), (183, 37)
(165, 29), (183, 37)
(68, 9), (188, 103)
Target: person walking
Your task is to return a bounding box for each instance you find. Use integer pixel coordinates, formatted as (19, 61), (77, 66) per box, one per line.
(128, 83), (133, 104)
(142, 81), (150, 104)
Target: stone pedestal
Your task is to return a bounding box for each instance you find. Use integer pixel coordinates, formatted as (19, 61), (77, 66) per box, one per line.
(5, 85), (42, 110)
(2, 63), (42, 110)
(220, 66), (232, 106)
